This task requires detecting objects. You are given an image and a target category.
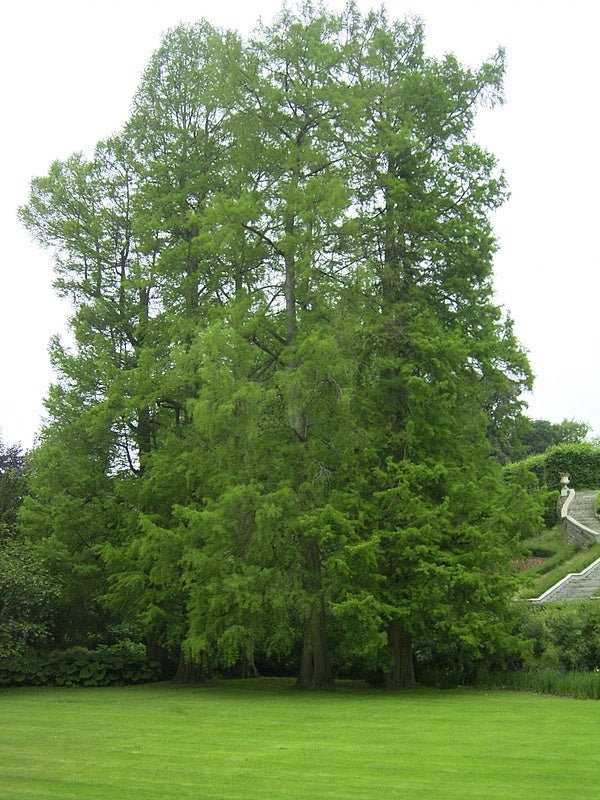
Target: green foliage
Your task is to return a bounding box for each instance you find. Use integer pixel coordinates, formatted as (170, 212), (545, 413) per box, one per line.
(17, 3), (536, 687)
(544, 443), (600, 488)
(491, 416), (590, 464)
(422, 602), (600, 697)
(541, 489), (560, 528)
(505, 442), (600, 490)
(501, 461), (546, 538)
(0, 643), (161, 687)
(511, 602), (600, 672)
(0, 535), (59, 657)
(518, 417), (590, 459)
(0, 438), (27, 534)
(18, 421), (132, 647)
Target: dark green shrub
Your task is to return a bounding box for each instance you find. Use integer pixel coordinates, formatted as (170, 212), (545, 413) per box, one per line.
(504, 455), (545, 487)
(429, 602), (600, 694)
(512, 602), (600, 673)
(0, 535), (59, 657)
(0, 643), (161, 687)
(528, 546), (557, 558)
(541, 490), (560, 529)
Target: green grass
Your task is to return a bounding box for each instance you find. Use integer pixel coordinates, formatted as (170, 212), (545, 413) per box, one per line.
(480, 669), (600, 699)
(2, 679), (600, 799)
(521, 524), (576, 563)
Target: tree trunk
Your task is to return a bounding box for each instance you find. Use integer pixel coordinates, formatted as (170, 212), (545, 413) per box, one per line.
(297, 539), (334, 689)
(297, 596), (333, 689)
(145, 638), (174, 679)
(386, 621), (415, 689)
(136, 285), (153, 474)
(280, 164), (332, 690)
(137, 405), (153, 474)
(225, 653), (259, 679)
(174, 652), (209, 683)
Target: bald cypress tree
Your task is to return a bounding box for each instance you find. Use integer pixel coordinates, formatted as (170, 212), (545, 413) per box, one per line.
(19, 3), (534, 686)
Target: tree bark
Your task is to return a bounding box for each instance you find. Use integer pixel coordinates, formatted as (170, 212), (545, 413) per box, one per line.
(225, 653), (259, 679)
(136, 406), (153, 474)
(297, 597), (333, 689)
(386, 621), (416, 689)
(174, 652), (209, 683)
(145, 639), (175, 679)
(297, 539), (334, 689)
(136, 285), (153, 474)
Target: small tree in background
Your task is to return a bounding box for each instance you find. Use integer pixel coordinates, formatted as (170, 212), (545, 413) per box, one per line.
(0, 535), (59, 657)
(0, 437), (27, 535)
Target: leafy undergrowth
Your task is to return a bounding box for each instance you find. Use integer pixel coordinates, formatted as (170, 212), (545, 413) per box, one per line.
(0, 644), (161, 688)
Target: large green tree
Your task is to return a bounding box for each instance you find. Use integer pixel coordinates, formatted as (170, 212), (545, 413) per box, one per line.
(19, 3), (535, 688)
(332, 9), (532, 687)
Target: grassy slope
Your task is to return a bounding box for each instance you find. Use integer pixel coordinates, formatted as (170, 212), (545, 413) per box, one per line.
(528, 544), (600, 598)
(517, 522), (600, 599)
(1, 679), (599, 800)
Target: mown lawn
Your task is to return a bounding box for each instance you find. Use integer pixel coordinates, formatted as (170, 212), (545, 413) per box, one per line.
(1, 678), (598, 799)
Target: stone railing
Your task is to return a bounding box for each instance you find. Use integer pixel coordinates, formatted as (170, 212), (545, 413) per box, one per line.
(529, 556), (600, 603)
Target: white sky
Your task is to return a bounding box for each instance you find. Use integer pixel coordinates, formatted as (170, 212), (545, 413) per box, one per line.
(1, 0), (599, 449)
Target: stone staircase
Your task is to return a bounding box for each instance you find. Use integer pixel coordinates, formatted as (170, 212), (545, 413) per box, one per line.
(566, 491), (600, 535)
(531, 490), (600, 604)
(532, 558), (600, 603)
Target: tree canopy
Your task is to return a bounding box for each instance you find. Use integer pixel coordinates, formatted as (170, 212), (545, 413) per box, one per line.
(518, 417), (590, 458)
(18, 3), (536, 688)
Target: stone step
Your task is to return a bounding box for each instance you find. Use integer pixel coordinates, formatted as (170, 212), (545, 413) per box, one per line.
(545, 588), (600, 601)
(530, 491), (600, 603)
(553, 578), (600, 589)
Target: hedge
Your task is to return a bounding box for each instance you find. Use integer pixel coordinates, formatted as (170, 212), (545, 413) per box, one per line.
(504, 443), (600, 491)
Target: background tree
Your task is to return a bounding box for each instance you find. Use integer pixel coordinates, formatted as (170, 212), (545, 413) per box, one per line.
(0, 534), (59, 657)
(0, 437), (27, 535)
(519, 417), (590, 457)
(490, 414), (590, 463)
(0, 434), (58, 658)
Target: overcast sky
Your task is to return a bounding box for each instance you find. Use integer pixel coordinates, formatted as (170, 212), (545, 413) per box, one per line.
(1, 0), (599, 449)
